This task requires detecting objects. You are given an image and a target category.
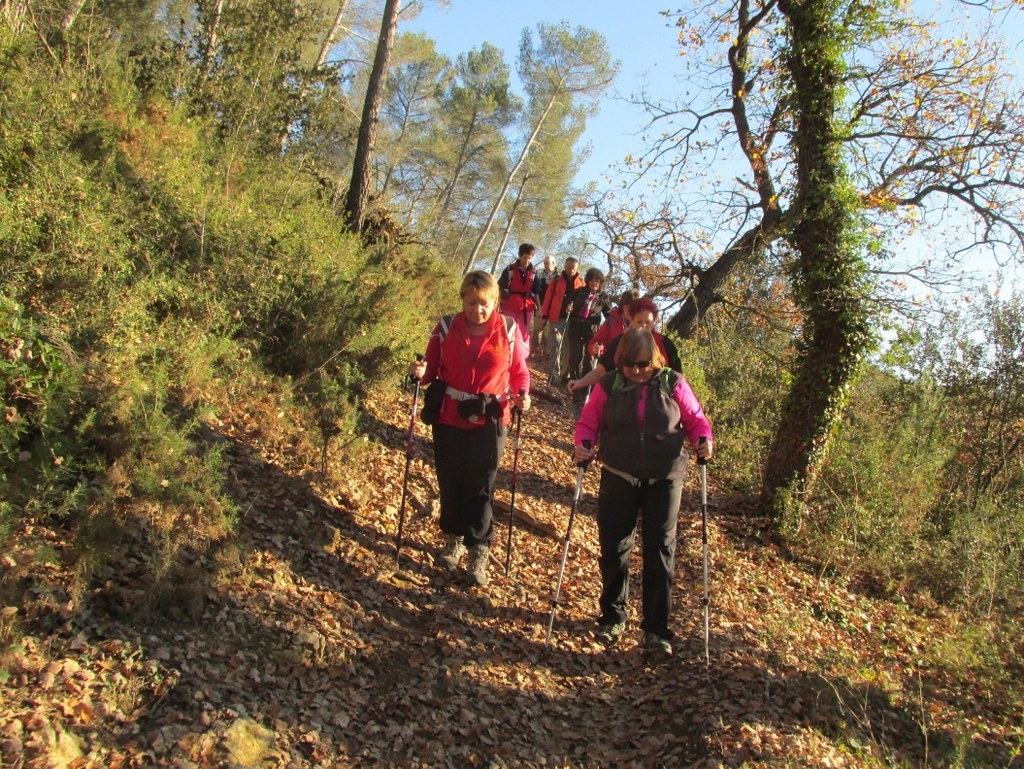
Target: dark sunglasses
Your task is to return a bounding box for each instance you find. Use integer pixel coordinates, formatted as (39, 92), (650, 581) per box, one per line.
(623, 359), (652, 369)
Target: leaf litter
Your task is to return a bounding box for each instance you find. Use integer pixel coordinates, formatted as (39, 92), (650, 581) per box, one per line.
(1, 359), (1021, 768)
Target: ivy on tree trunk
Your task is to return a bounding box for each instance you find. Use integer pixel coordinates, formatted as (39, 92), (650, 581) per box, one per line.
(760, 0), (873, 518)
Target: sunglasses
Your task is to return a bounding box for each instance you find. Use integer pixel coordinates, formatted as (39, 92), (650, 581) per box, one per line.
(623, 359), (652, 369)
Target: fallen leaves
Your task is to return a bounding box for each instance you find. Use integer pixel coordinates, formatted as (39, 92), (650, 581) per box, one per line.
(1, 360), (1021, 767)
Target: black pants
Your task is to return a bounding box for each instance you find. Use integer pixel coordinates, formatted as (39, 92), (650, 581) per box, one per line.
(566, 323), (596, 404)
(596, 470), (683, 636)
(432, 421), (507, 548)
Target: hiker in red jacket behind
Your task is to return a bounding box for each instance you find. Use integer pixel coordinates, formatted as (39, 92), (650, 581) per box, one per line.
(497, 243), (542, 359)
(568, 298), (683, 395)
(589, 288), (641, 357)
(538, 257), (585, 387)
(574, 328), (713, 655)
(409, 271), (531, 587)
(564, 268), (612, 412)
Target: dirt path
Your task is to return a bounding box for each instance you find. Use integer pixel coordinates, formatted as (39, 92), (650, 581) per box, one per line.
(2, 360), (1020, 768)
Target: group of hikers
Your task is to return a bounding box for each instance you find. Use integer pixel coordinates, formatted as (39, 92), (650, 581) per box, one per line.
(407, 244), (714, 656)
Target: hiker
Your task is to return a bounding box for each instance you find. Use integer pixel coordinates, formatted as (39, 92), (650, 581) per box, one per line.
(409, 271), (531, 586)
(589, 288), (641, 357)
(568, 298), (682, 394)
(531, 255), (558, 358)
(498, 243), (542, 359)
(573, 328), (713, 654)
(538, 256), (585, 388)
(564, 268), (612, 410)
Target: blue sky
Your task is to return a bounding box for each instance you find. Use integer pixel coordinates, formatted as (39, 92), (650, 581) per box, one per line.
(404, 1), (1023, 292)
(403, 2), (684, 187)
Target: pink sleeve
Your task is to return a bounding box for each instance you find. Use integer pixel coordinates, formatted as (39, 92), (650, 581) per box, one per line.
(674, 379), (713, 447)
(574, 381), (608, 447)
(509, 324), (531, 394)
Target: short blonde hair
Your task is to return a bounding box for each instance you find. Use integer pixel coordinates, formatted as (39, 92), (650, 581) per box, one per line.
(460, 270), (500, 304)
(614, 329), (665, 370)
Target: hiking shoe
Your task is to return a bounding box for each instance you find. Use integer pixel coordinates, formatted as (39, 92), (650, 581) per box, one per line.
(467, 545), (490, 586)
(643, 632), (674, 656)
(436, 536), (467, 570)
(594, 621), (626, 647)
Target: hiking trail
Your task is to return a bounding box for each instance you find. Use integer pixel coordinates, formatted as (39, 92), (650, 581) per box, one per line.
(1, 359), (1019, 768)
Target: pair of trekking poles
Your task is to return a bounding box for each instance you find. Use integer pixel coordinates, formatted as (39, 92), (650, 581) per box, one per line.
(394, 362), (525, 579)
(397, 363), (712, 665)
(544, 438), (713, 667)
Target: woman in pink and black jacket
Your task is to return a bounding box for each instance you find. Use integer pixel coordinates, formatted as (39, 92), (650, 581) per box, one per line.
(574, 328), (713, 654)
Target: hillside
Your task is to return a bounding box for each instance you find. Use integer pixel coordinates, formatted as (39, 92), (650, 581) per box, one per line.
(1, 359), (1021, 768)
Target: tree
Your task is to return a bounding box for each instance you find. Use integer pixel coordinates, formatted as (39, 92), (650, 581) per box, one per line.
(462, 22), (618, 274)
(613, 1), (1024, 516)
(618, 2), (1024, 339)
(376, 32), (450, 199)
(422, 44), (518, 260)
(759, 0), (872, 514)
(344, 0), (402, 233)
(278, 0), (351, 150)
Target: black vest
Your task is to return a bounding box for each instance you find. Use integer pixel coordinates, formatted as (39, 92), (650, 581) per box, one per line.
(598, 369), (688, 481)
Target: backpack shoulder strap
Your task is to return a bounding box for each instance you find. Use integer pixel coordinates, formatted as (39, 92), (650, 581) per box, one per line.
(438, 314), (455, 340)
(657, 368), (680, 395)
(502, 313), (516, 355)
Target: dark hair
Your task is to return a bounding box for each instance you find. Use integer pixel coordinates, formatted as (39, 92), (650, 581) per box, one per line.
(627, 297), (659, 319)
(583, 268), (605, 284)
(518, 243), (536, 257)
(618, 288), (641, 309)
(614, 329), (665, 370)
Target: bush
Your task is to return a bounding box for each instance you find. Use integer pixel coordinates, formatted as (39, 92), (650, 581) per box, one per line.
(806, 365), (953, 575)
(0, 31), (441, 602)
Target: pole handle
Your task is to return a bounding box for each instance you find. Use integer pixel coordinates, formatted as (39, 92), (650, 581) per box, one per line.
(697, 436), (709, 466)
(513, 388), (526, 415)
(576, 439), (592, 468)
(408, 353), (425, 384)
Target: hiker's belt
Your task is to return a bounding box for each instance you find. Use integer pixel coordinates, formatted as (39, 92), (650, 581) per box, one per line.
(601, 463), (660, 487)
(444, 385), (507, 403)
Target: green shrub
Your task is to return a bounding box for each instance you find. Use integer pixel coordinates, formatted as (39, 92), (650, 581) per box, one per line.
(689, 303), (794, 492)
(807, 366), (953, 573)
(0, 30), (442, 601)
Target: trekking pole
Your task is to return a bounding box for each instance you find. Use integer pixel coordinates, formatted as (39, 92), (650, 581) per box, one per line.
(545, 440), (592, 647)
(504, 391), (526, 578)
(698, 437), (711, 667)
(395, 355), (424, 566)
(550, 321), (566, 388)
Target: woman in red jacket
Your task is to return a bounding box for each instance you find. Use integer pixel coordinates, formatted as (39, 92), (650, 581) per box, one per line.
(588, 288), (641, 357)
(497, 243), (542, 357)
(410, 271), (531, 586)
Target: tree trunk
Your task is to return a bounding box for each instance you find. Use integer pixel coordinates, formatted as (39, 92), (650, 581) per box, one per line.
(344, 0), (401, 233)
(666, 214), (784, 339)
(760, 0), (872, 516)
(200, 0), (227, 80)
(314, 1), (349, 71)
(463, 95), (556, 272)
(60, 0), (88, 32)
(488, 177), (528, 274)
